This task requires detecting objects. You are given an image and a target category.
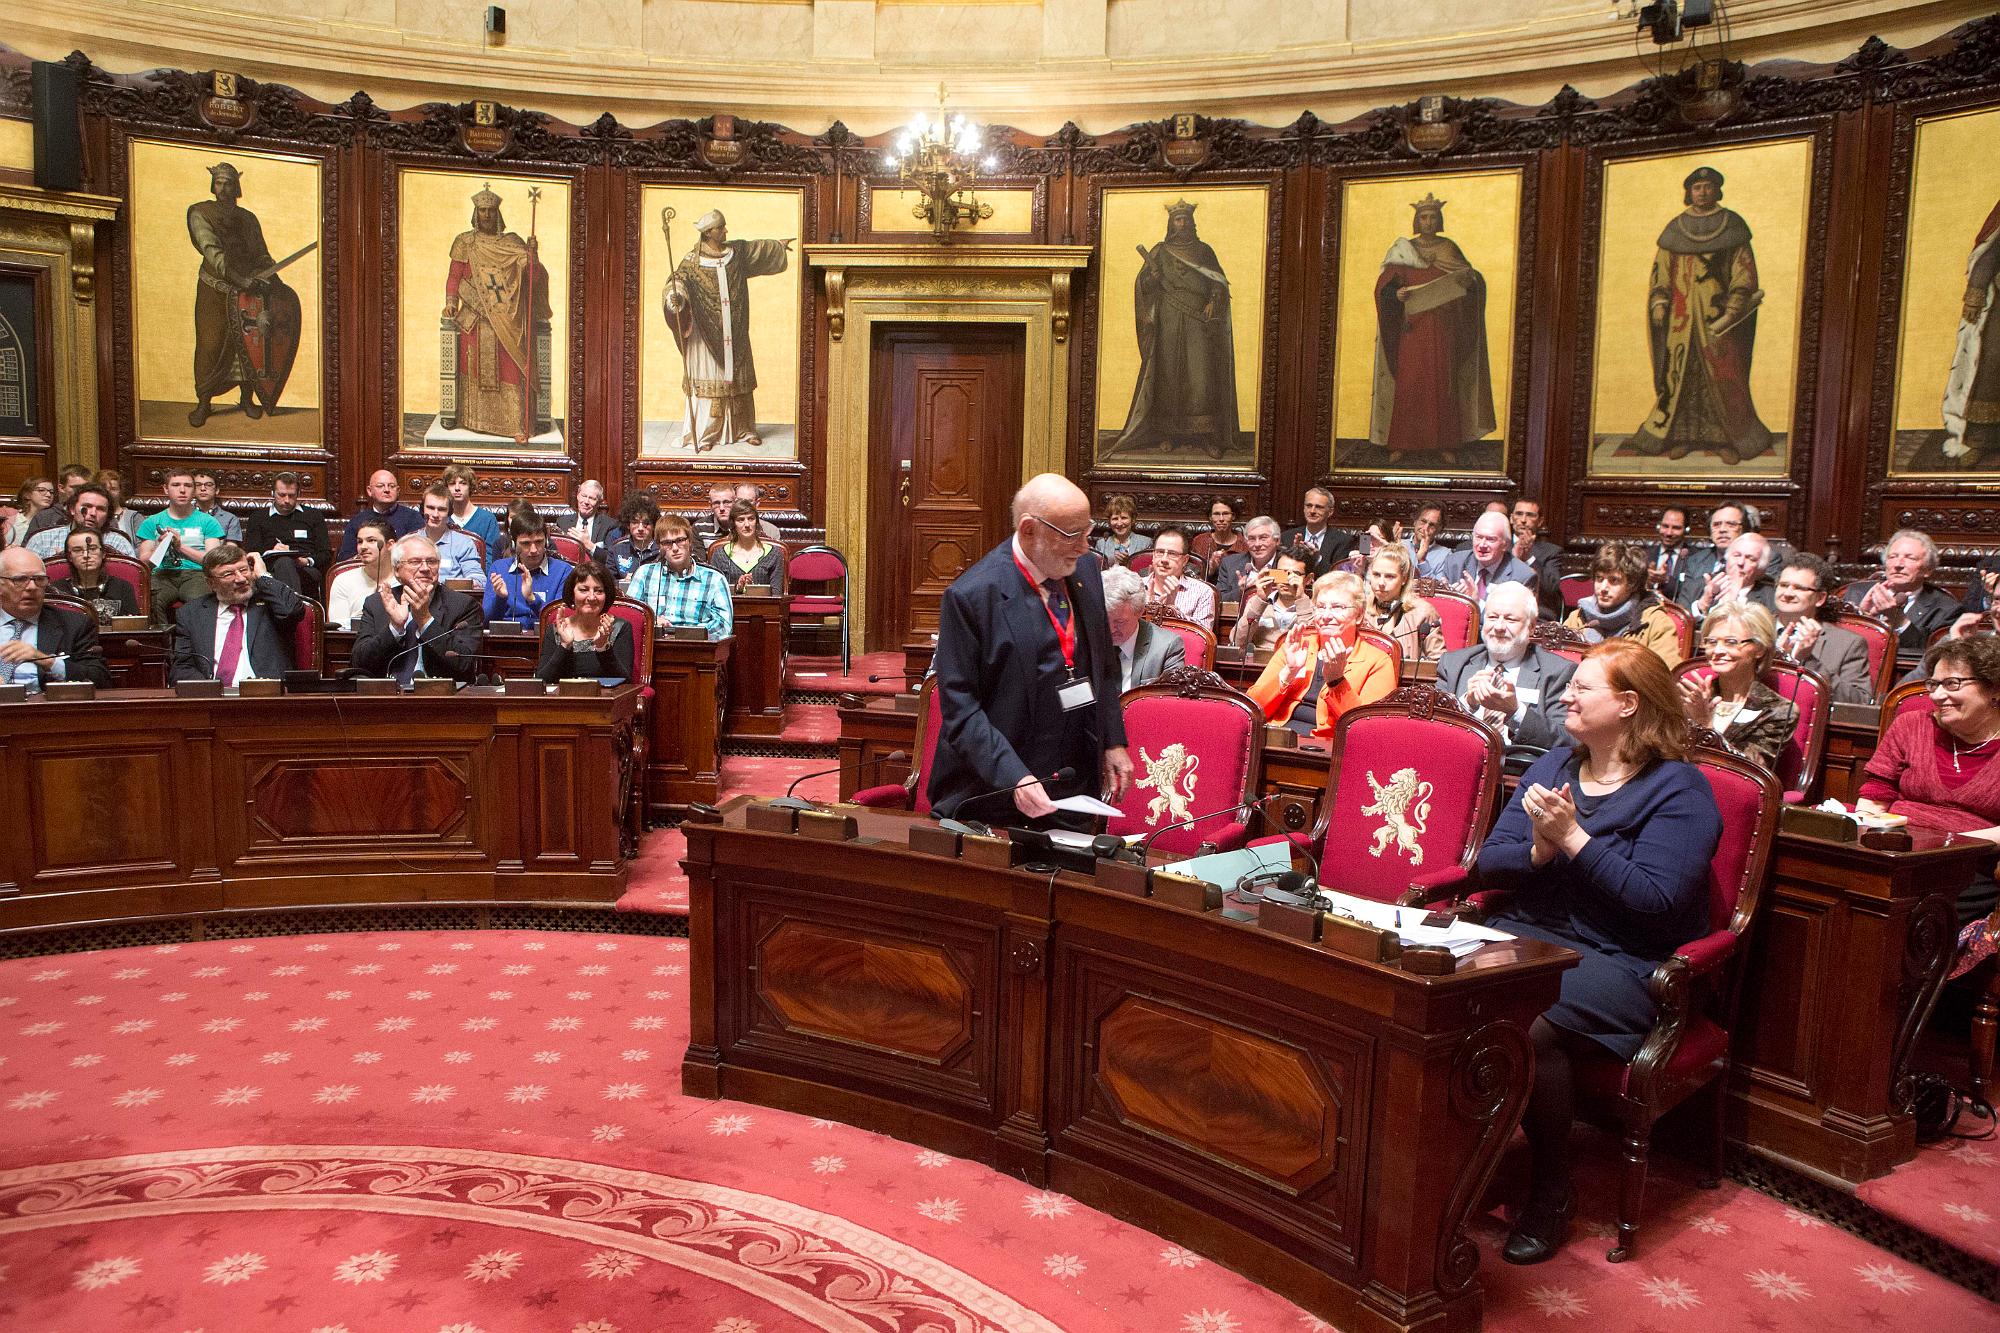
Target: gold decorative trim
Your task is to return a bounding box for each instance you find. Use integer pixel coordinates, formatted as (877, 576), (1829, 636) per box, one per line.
(0, 185), (119, 469)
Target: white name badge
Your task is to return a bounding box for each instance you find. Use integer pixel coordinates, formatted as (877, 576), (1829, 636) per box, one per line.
(1057, 678), (1095, 712)
(1733, 708), (1763, 726)
(1516, 686), (1541, 704)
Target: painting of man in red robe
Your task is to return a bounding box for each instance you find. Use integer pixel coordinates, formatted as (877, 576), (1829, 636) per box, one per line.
(1368, 194), (1498, 466)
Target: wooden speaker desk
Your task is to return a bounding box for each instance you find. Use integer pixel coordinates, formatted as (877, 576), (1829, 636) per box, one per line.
(683, 799), (1575, 1333)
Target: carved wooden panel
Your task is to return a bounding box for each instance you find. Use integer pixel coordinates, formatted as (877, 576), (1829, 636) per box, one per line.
(757, 918), (974, 1062)
(1096, 995), (1342, 1188)
(248, 756), (470, 841)
(27, 748), (176, 873)
(534, 738), (577, 859)
(1738, 894), (1829, 1100)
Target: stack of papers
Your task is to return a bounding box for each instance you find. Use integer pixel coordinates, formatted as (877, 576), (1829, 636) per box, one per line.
(1316, 888), (1514, 958)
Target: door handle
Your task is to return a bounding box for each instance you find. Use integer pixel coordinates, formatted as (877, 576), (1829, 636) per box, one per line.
(899, 475), (912, 508)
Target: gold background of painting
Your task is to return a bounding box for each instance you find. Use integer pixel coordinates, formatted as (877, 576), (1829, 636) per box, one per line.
(129, 138), (323, 412)
(1587, 136), (1812, 478)
(1093, 183), (1268, 468)
(1891, 104), (2000, 464)
(638, 183), (802, 457)
(868, 186), (1036, 234)
(0, 119), (32, 172)
(1330, 167), (1521, 470)
(396, 167), (571, 421)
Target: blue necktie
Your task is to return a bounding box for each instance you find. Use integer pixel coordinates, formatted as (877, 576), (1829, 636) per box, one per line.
(1042, 579), (1072, 630)
(2, 617), (38, 691)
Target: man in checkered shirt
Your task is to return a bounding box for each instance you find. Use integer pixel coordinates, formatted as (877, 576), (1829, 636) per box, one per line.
(625, 513), (733, 639)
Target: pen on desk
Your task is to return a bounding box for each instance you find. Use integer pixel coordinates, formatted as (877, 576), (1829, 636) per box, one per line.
(1394, 909), (1402, 929)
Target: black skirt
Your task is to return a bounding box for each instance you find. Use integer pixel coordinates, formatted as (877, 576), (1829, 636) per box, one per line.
(1487, 913), (1663, 1061)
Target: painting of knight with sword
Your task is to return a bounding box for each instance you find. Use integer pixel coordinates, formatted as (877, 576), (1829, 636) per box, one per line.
(185, 160), (315, 428)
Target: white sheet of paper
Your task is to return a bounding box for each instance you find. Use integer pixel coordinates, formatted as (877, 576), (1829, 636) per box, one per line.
(1051, 794), (1121, 818)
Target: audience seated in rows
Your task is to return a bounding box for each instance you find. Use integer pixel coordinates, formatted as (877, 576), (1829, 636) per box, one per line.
(1092, 493), (1152, 567)
(4, 476), (55, 546)
(1853, 528), (1961, 667)
(1364, 501), (1446, 571)
(1667, 501), (1746, 607)
(1143, 527), (1215, 631)
(1211, 515), (1281, 599)
(337, 469), (423, 560)
(242, 472), (333, 601)
(441, 463), (503, 558)
(606, 496), (661, 583)
(485, 514), (573, 627)
(1363, 542), (1444, 660)
(1101, 565), (1185, 691)
(1280, 487), (1355, 579)
(626, 514), (734, 639)
(710, 500), (786, 594)
(536, 559), (634, 683)
(1422, 510), (1534, 609)
(17, 467), (91, 545)
(137, 468), (228, 623)
(0, 548), (110, 690)
(24, 484), (137, 562)
(1681, 602), (1797, 772)
(419, 484), (486, 582)
(53, 528), (141, 618)
(693, 483), (780, 547)
(191, 468), (245, 544)
(353, 535), (485, 685)
(1229, 549), (1311, 652)
(326, 517), (395, 630)
(1859, 635), (2000, 927)
(1473, 638), (1725, 1265)
(168, 543), (305, 685)
(1564, 540), (1684, 667)
(1246, 570), (1397, 739)
(1772, 553), (1874, 704)
(1438, 582), (1575, 774)
(1189, 496), (1246, 572)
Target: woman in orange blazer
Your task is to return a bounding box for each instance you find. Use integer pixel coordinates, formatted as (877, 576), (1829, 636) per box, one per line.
(1247, 570), (1399, 738)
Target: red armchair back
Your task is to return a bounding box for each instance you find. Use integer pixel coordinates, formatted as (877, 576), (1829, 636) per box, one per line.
(1674, 659), (1830, 801)
(1141, 608), (1216, 671)
(1412, 577), (1479, 652)
(851, 675), (944, 813)
(1107, 668), (1264, 855)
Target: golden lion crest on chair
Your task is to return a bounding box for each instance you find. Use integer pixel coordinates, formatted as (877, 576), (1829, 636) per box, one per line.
(1362, 766), (1432, 866)
(1137, 743), (1199, 825)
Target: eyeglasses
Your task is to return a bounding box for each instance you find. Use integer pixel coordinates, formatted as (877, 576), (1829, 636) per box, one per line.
(1028, 513), (1088, 543)
(0, 573), (50, 588)
(1703, 635), (1755, 650)
(1930, 676), (1980, 693)
(660, 536), (691, 549)
(401, 557), (441, 569)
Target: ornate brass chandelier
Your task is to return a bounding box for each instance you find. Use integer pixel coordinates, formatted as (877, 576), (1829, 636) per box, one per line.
(883, 84), (995, 242)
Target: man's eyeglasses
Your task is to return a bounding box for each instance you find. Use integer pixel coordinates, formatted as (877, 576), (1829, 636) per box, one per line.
(661, 536), (691, 549)
(0, 574), (50, 589)
(1775, 580), (1821, 594)
(401, 557), (441, 569)
(1028, 513), (1088, 543)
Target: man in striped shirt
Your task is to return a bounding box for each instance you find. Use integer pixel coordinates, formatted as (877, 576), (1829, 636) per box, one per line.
(626, 513), (733, 639)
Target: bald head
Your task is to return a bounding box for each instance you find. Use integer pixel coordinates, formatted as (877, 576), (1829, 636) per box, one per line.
(0, 547), (48, 619)
(367, 470), (400, 508)
(1011, 473), (1092, 579)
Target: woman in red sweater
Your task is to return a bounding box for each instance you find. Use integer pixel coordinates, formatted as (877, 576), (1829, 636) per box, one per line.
(1859, 634), (2000, 925)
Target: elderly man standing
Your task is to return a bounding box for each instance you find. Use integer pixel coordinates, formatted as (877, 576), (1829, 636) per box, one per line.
(1687, 531), (1777, 619)
(1435, 582), (1575, 773)
(0, 548), (111, 690)
(168, 544), (305, 685)
(1103, 565), (1185, 691)
(662, 208), (794, 453)
(1854, 529), (1962, 667)
(1422, 510), (1536, 609)
(352, 535), (486, 685)
(928, 473), (1131, 826)
(337, 469), (422, 560)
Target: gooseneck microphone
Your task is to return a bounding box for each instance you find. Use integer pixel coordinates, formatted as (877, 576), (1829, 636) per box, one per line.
(1129, 792), (1282, 864)
(934, 765), (1078, 836)
(768, 750), (911, 812)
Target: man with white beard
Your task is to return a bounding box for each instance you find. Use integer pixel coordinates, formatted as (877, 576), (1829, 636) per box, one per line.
(1435, 581), (1577, 773)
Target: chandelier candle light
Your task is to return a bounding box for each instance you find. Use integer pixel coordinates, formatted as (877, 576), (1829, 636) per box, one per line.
(884, 84), (997, 242)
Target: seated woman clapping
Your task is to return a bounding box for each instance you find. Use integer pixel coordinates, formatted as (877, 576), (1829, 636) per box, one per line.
(536, 559), (634, 684)
(1245, 570), (1398, 739)
(1563, 540), (1685, 668)
(1473, 638), (1723, 1265)
(1679, 602), (1797, 773)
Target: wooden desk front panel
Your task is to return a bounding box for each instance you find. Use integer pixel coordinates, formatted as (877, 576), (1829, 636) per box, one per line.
(647, 637), (730, 817)
(726, 595), (787, 738)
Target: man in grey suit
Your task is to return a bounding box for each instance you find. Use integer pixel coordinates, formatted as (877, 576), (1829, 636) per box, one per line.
(1773, 553), (1875, 704)
(1104, 566), (1186, 691)
(1434, 582), (1577, 773)
(1421, 511), (1536, 610)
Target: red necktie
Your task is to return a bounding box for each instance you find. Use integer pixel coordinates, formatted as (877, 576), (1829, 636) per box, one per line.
(217, 606), (245, 683)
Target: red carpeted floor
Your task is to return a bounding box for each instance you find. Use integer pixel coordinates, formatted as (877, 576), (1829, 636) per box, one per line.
(1, 929), (1993, 1331)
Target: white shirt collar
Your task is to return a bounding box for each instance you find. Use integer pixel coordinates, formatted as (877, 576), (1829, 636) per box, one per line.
(1011, 535), (1052, 586)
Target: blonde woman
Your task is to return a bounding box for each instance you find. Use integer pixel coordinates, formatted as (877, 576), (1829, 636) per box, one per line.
(1363, 543), (1444, 660)
(1679, 601), (1797, 772)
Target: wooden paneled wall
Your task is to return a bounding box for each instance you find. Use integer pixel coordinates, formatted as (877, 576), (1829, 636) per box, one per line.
(1, 16), (1998, 560)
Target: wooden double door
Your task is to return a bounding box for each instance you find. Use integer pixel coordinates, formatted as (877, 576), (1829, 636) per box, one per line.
(866, 324), (1024, 653)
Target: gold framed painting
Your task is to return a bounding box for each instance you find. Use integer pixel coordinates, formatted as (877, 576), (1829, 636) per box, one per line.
(1585, 136), (1814, 480)
(1888, 103), (2000, 476)
(636, 183), (804, 462)
(1328, 167), (1523, 476)
(127, 137), (325, 447)
(1090, 182), (1272, 473)
(393, 166), (573, 454)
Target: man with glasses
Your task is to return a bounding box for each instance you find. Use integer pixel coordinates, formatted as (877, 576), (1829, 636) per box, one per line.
(1771, 552), (1873, 703)
(1436, 582), (1576, 773)
(168, 543), (306, 685)
(927, 473), (1130, 826)
(24, 484), (137, 561)
(52, 528), (140, 618)
(625, 514), (733, 640)
(0, 548), (111, 690)
(352, 535), (486, 685)
(1142, 527), (1215, 631)
(190, 468), (245, 544)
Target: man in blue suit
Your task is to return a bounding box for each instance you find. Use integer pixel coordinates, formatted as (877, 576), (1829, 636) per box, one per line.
(928, 473), (1132, 826)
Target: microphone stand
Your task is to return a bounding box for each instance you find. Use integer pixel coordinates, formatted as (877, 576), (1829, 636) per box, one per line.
(767, 749), (911, 812)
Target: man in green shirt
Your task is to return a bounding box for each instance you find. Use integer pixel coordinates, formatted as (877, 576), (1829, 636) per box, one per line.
(137, 468), (226, 624)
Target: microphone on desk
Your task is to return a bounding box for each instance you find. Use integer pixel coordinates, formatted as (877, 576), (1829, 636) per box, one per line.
(765, 749), (912, 812)
(380, 624), (467, 685)
(934, 766), (1078, 837)
(1126, 791), (1284, 866)
(867, 670), (920, 685)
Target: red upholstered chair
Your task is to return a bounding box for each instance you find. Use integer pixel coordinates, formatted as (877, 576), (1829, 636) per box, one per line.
(1674, 659), (1831, 802)
(538, 595), (656, 852)
(1142, 607), (1216, 671)
(1107, 667), (1265, 856)
(788, 545), (850, 674)
(1530, 619), (1591, 664)
(1272, 686), (1503, 904)
(1413, 577), (1480, 652)
(1876, 678), (1936, 744)
(1652, 598), (1695, 661)
(43, 556), (69, 582)
(549, 534), (586, 565)
(289, 598), (325, 674)
(1825, 600), (1898, 701)
(1558, 573), (1595, 612)
(853, 675), (943, 813)
(1128, 550), (1154, 576)
(104, 553), (152, 616)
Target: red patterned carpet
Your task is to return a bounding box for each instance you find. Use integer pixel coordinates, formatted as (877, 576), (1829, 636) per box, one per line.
(1, 929), (1994, 1331)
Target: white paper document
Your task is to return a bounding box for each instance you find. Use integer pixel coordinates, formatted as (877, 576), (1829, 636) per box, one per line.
(1317, 888), (1515, 957)
(1051, 794), (1122, 818)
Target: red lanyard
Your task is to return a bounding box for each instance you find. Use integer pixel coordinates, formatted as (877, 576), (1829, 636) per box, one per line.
(1013, 550), (1077, 669)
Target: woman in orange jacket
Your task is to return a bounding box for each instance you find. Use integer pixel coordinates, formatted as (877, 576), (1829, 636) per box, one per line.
(1246, 570), (1398, 738)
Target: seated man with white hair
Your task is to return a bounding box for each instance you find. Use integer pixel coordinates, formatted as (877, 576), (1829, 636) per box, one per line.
(1435, 582), (1576, 773)
(352, 535), (487, 685)
(1209, 516), (1283, 600)
(1420, 510), (1537, 609)
(1686, 531), (1777, 619)
(1102, 565), (1185, 692)
(553, 479), (619, 557)
(1853, 528), (1961, 667)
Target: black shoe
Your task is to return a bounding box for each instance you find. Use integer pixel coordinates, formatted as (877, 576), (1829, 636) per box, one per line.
(188, 400), (211, 428)
(1501, 1186), (1576, 1266)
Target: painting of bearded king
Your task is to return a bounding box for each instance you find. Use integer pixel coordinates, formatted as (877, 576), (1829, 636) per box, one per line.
(1369, 192), (1497, 464)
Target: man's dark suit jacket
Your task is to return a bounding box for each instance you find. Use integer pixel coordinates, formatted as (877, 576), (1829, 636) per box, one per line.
(20, 604), (112, 687)
(927, 540), (1126, 821)
(169, 576), (306, 683)
(351, 585), (486, 682)
(336, 503), (422, 560)
(1646, 540), (1694, 596)
(1278, 525), (1357, 579)
(1209, 549), (1278, 597)
(1435, 644), (1577, 765)
(1852, 579), (1962, 663)
(1671, 544), (1725, 607)
(244, 507), (334, 595)
(1518, 537), (1565, 620)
